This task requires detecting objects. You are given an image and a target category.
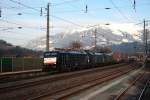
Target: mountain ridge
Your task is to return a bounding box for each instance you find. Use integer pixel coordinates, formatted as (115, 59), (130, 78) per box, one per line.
(26, 26), (140, 51)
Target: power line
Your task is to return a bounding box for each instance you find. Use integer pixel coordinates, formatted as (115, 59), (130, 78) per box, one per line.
(9, 0), (84, 28)
(0, 19), (74, 30)
(2, 2), (150, 10)
(4, 4), (84, 14)
(80, 0), (88, 13)
(6, 8), (41, 16)
(0, 18), (23, 26)
(57, 0), (100, 22)
(0, 27), (14, 31)
(0, 35), (31, 41)
(51, 15), (83, 27)
(1, 0), (147, 19)
(52, 0), (80, 6)
(9, 0), (40, 12)
(0, 18), (45, 31)
(127, 0), (141, 21)
(128, 0), (133, 4)
(0, 31), (35, 40)
(128, 0), (136, 11)
(109, 0), (133, 22)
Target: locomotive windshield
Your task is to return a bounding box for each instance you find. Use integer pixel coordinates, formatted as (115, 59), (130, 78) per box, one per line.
(43, 52), (57, 65)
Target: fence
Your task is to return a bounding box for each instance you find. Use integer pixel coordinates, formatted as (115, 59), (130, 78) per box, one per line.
(0, 57), (43, 72)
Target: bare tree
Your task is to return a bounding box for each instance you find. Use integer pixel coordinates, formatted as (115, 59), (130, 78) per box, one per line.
(91, 46), (112, 53)
(100, 46), (112, 53)
(69, 41), (83, 50)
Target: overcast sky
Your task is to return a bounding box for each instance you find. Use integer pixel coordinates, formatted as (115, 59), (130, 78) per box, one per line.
(0, 0), (149, 46)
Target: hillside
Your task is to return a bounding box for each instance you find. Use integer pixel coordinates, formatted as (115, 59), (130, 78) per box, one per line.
(0, 40), (42, 57)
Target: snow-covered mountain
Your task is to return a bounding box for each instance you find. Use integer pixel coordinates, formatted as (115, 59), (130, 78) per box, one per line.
(25, 26), (141, 51)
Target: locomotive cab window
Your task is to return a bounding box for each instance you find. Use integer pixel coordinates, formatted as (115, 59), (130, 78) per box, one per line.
(44, 52), (57, 57)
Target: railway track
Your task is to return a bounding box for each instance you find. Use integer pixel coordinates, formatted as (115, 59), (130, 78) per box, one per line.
(0, 69), (50, 83)
(138, 78), (150, 100)
(0, 63), (125, 83)
(0, 63), (125, 92)
(0, 64), (124, 92)
(114, 69), (150, 100)
(34, 65), (139, 100)
(0, 64), (139, 100)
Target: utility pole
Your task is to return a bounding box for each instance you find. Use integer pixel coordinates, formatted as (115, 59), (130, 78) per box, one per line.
(143, 19), (148, 55)
(146, 28), (148, 55)
(143, 19), (146, 66)
(135, 19), (150, 66)
(46, 3), (50, 51)
(143, 19), (146, 54)
(143, 19), (149, 67)
(94, 28), (97, 51)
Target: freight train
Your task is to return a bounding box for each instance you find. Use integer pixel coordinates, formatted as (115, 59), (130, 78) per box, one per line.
(43, 50), (121, 72)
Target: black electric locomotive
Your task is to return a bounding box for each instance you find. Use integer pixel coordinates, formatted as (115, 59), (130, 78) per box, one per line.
(43, 51), (89, 71)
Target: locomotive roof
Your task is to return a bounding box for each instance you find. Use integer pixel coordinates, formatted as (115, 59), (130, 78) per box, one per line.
(95, 52), (103, 55)
(44, 51), (110, 55)
(104, 53), (113, 55)
(44, 50), (87, 55)
(84, 50), (103, 55)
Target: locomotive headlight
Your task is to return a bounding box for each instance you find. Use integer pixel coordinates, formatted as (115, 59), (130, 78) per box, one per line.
(44, 57), (57, 65)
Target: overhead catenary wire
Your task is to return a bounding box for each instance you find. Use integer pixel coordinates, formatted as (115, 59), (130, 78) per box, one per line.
(109, 0), (134, 22)
(9, 0), (84, 28)
(4, 3), (84, 14)
(0, 0), (150, 18)
(128, 0), (136, 11)
(9, 0), (40, 12)
(5, 0), (147, 29)
(0, 18), (45, 30)
(133, 0), (136, 11)
(0, 35), (32, 41)
(4, 0), (146, 27)
(51, 15), (83, 28)
(0, 30), (36, 41)
(0, 0), (46, 32)
(83, 0), (88, 13)
(0, 18), (74, 31)
(2, 2), (150, 11)
(65, 0), (102, 21)
(51, 0), (81, 6)
(1, 0), (147, 47)
(127, 0), (141, 21)
(135, 20), (150, 26)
